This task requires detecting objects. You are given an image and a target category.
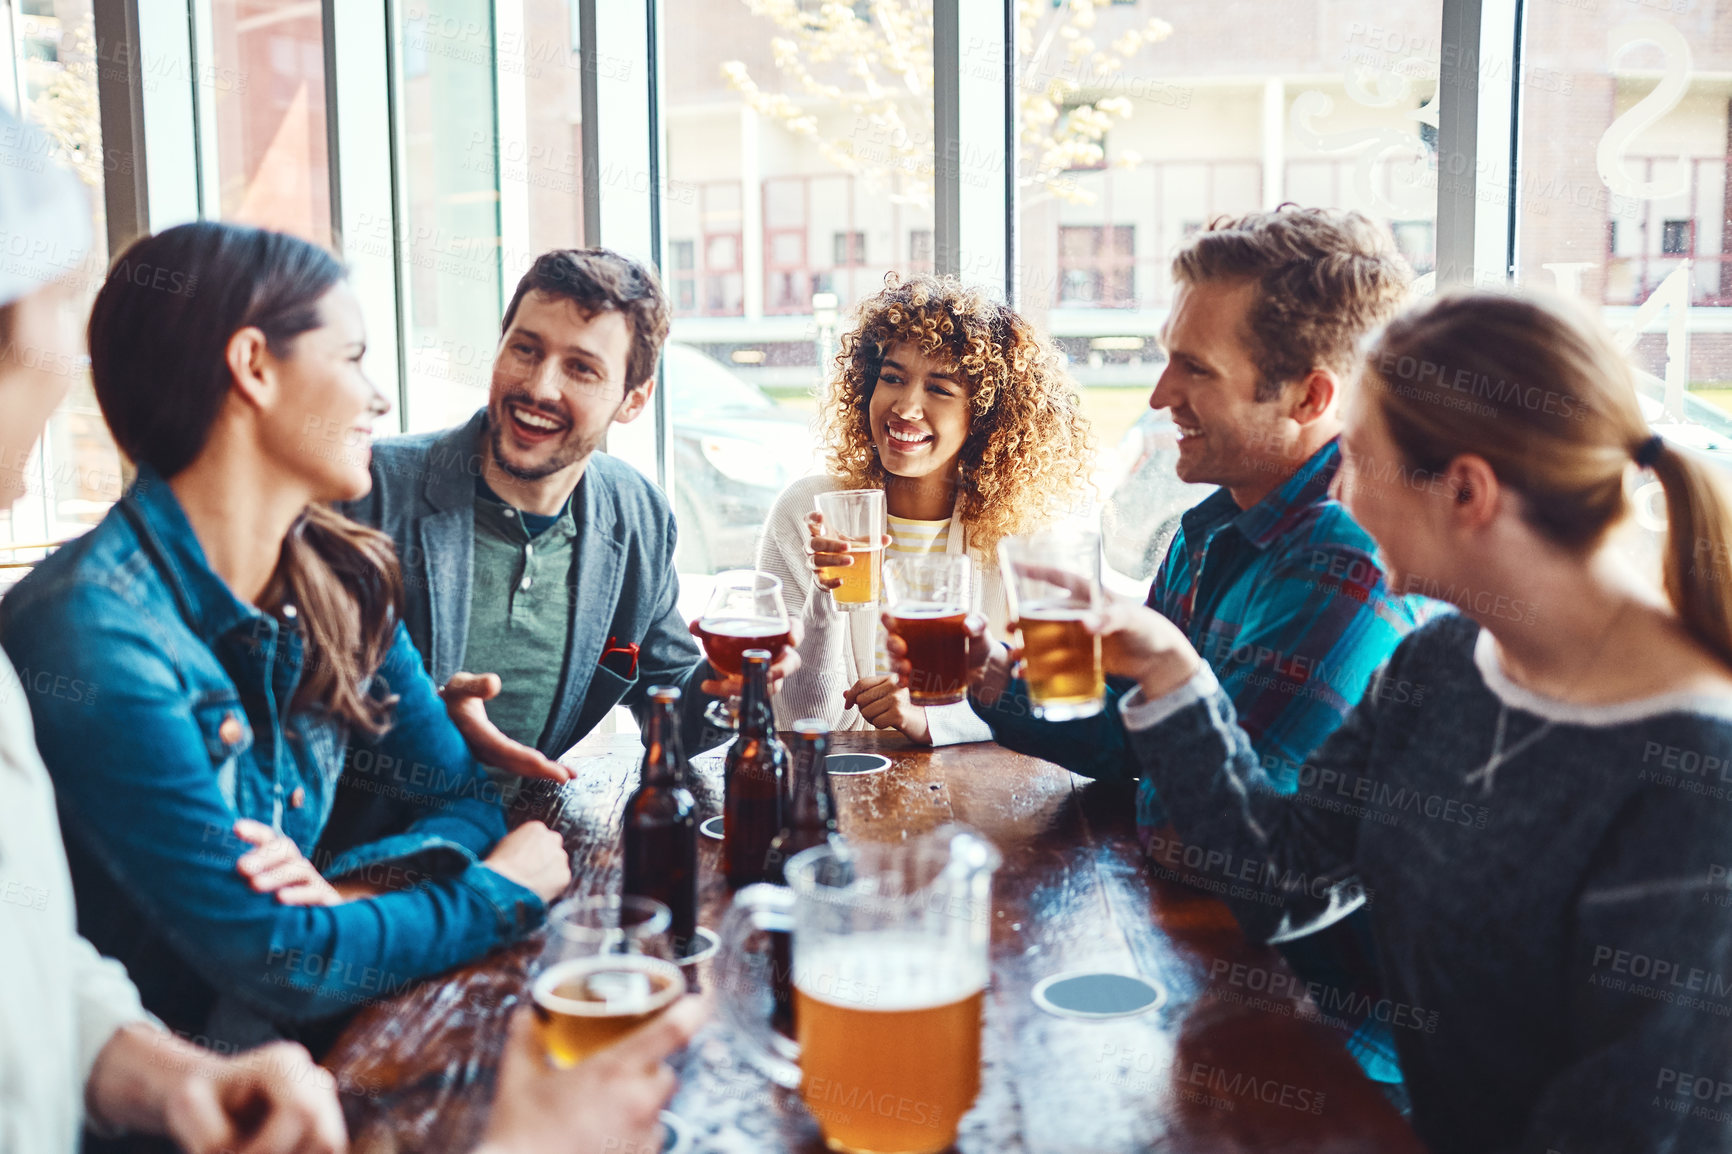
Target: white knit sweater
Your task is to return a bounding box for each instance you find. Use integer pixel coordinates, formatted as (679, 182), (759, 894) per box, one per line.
(755, 473), (1004, 745)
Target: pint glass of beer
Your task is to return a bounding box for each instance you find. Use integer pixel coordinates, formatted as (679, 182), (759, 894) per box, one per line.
(717, 827), (1002, 1154)
(813, 489), (886, 612)
(534, 895), (682, 1068)
(998, 528), (1106, 721)
(884, 554), (972, 705)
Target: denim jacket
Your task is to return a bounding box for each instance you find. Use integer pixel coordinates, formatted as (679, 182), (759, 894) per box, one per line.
(0, 466), (544, 1041)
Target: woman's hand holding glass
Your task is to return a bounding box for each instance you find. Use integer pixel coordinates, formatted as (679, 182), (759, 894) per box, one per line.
(805, 512), (892, 594)
(883, 597), (1201, 707)
(881, 612), (996, 697)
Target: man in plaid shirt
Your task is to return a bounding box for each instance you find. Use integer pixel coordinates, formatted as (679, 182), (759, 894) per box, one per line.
(964, 207), (1432, 1098)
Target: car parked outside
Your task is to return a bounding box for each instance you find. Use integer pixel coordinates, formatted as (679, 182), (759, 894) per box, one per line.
(661, 343), (820, 574)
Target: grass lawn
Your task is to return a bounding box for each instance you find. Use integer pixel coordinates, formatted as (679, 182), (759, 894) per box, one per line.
(1692, 387), (1732, 416)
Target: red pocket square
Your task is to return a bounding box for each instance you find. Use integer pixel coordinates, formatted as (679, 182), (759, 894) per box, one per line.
(600, 635), (640, 678)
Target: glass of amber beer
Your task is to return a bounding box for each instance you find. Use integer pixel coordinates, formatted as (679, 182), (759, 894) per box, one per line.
(813, 489), (886, 612)
(884, 554), (972, 705)
(998, 528), (1106, 720)
(718, 827), (1001, 1154)
(533, 895), (684, 1068)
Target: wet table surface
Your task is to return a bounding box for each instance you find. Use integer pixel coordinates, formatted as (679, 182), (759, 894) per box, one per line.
(325, 730), (1424, 1153)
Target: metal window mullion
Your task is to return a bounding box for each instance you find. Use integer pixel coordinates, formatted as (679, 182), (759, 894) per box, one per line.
(493, 0), (528, 292)
(1436, 0), (1522, 288)
(1, 0), (23, 116)
(578, 0), (665, 489)
(325, 0), (407, 431)
(934, 0), (1013, 303)
(188, 0), (218, 219)
(93, 0), (200, 253)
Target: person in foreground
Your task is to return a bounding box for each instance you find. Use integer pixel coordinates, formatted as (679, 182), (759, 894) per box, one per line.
(960, 207), (1429, 1091)
(0, 220), (574, 1052)
(759, 274), (1093, 743)
(0, 105), (347, 1154)
(1013, 291), (1732, 1152)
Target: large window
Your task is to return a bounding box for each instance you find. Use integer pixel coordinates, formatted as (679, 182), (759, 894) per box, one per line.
(207, 0), (331, 244)
(1014, 0), (1443, 584)
(659, 0), (935, 575)
(1, 0), (119, 587)
(397, 0), (504, 433)
(1516, 2), (1732, 387)
(91, 0), (1725, 594)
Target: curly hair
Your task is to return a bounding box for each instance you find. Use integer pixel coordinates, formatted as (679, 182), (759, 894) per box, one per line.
(820, 274), (1095, 555)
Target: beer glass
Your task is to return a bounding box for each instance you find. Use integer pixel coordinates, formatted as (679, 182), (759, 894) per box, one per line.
(813, 489), (885, 612)
(998, 528), (1106, 721)
(718, 826), (1001, 1154)
(884, 554), (972, 705)
(533, 895), (683, 1068)
(697, 570), (792, 728)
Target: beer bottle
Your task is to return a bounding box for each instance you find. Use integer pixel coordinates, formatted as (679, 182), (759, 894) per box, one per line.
(764, 720), (837, 1039)
(622, 686), (699, 947)
(766, 719), (839, 885)
(722, 649), (787, 889)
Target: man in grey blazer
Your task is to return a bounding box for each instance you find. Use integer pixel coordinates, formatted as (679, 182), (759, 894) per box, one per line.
(339, 249), (792, 797)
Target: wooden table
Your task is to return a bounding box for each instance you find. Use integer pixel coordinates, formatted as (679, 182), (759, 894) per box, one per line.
(326, 731), (1424, 1153)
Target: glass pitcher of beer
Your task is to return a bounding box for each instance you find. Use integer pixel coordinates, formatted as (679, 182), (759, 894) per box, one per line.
(717, 826), (1001, 1154)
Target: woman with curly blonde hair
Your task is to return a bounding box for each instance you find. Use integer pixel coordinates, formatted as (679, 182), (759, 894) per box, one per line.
(756, 274), (1094, 743)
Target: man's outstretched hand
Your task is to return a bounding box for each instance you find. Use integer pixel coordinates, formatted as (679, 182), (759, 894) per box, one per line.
(440, 672), (574, 782)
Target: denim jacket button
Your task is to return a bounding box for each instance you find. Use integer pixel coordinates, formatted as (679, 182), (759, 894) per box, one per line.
(289, 786), (305, 809)
(219, 715), (243, 745)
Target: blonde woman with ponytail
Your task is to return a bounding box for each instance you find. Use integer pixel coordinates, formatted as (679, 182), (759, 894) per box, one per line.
(968, 291), (1732, 1152)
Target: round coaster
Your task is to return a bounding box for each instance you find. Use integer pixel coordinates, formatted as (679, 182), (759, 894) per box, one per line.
(676, 926), (720, 966)
(1031, 971), (1165, 1020)
(698, 815), (725, 840)
(825, 752), (892, 776)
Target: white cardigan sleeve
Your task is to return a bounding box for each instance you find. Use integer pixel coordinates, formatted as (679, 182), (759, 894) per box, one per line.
(755, 476), (860, 731)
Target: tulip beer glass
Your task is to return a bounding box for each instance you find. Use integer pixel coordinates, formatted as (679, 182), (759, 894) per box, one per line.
(998, 528), (1106, 720)
(814, 489), (886, 611)
(697, 570), (791, 728)
(718, 826), (1001, 1154)
(884, 554), (972, 706)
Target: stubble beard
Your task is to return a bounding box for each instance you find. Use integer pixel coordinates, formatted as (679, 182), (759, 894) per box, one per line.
(487, 406), (607, 482)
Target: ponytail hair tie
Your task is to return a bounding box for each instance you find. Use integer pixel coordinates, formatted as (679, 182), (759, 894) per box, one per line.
(1634, 434), (1665, 469)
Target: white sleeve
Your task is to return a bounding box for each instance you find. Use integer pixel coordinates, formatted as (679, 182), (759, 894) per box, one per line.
(74, 934), (155, 1104)
(924, 700), (993, 746)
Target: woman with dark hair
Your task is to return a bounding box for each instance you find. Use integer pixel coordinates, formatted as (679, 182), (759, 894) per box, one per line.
(0, 221), (573, 1049)
(982, 291), (1732, 1152)
(758, 274), (1094, 744)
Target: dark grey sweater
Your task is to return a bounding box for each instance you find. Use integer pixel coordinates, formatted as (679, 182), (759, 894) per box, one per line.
(1127, 613), (1732, 1154)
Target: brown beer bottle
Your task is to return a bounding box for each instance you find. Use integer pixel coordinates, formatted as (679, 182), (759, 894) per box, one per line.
(766, 719), (839, 885)
(722, 650), (787, 889)
(764, 720), (837, 1038)
(622, 686), (699, 946)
